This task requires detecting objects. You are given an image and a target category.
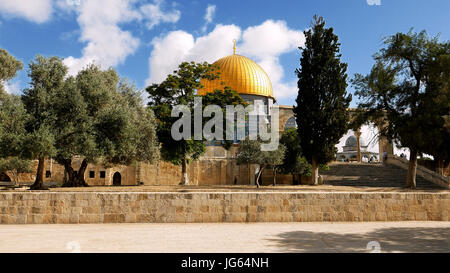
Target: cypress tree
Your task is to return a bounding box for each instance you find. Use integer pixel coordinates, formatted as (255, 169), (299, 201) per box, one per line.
(294, 16), (352, 185)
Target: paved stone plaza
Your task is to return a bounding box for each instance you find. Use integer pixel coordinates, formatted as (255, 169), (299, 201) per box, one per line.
(0, 222), (448, 253)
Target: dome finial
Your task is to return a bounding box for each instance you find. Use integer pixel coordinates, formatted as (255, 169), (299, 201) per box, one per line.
(233, 39), (237, 55)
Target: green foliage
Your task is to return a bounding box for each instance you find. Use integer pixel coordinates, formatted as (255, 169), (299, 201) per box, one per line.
(21, 55), (66, 160)
(0, 157), (32, 184)
(95, 79), (160, 167)
(444, 115), (450, 133)
(55, 64), (119, 167)
(18, 56), (64, 189)
(352, 30), (450, 187)
(262, 145), (286, 167)
(54, 76), (94, 162)
(0, 91), (29, 158)
(0, 49), (23, 83)
(0, 49), (26, 158)
(147, 62), (214, 166)
(202, 87), (248, 149)
(294, 16), (352, 167)
(0, 49), (30, 186)
(236, 139), (263, 166)
(15, 57), (159, 188)
(76, 64), (118, 117)
(419, 49), (450, 164)
(279, 128), (311, 178)
(236, 138), (286, 187)
(56, 65), (160, 186)
(23, 125), (56, 159)
(147, 62), (244, 170)
(202, 87), (247, 107)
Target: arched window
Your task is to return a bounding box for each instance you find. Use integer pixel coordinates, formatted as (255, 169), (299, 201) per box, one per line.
(284, 117), (297, 131)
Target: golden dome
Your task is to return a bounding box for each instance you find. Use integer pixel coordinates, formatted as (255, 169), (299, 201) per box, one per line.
(198, 54), (274, 100)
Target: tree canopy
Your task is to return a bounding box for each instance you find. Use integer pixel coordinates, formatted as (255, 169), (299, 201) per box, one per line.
(236, 139), (286, 187)
(279, 128), (311, 184)
(0, 51), (32, 185)
(0, 49), (23, 90)
(147, 61), (245, 185)
(54, 64), (160, 187)
(294, 16), (351, 185)
(0, 157), (31, 185)
(3, 55), (160, 189)
(352, 30), (450, 188)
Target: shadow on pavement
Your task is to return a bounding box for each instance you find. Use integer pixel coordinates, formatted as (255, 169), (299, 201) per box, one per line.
(269, 227), (450, 253)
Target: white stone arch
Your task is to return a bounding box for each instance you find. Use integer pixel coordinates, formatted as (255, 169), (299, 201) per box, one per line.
(336, 123), (381, 162)
(284, 116), (297, 131)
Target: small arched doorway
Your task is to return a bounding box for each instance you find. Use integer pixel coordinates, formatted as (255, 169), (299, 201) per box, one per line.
(0, 172), (11, 182)
(113, 172), (121, 186)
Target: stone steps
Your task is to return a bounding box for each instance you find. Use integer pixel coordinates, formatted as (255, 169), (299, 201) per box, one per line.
(320, 163), (442, 189)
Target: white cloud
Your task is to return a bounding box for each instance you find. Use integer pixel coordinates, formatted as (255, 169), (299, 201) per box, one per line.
(147, 24), (241, 85)
(3, 80), (21, 95)
(63, 0), (140, 75)
(140, 0), (180, 30)
(0, 0), (53, 23)
(204, 5), (216, 23)
(366, 0), (381, 6)
(201, 4), (216, 33)
(147, 20), (305, 99)
(148, 31), (195, 85)
(240, 20), (304, 99)
(63, 0), (180, 76)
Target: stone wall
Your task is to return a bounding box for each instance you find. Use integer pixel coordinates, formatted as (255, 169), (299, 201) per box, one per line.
(8, 147), (295, 187)
(0, 192), (448, 224)
(9, 158), (138, 186)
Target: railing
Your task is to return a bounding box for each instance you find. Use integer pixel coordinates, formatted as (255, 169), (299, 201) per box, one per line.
(385, 155), (450, 189)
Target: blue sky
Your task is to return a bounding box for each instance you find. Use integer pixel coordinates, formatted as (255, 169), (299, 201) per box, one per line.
(1, 0), (449, 107)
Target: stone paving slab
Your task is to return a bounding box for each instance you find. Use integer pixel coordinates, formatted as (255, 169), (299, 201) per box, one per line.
(0, 222), (448, 253)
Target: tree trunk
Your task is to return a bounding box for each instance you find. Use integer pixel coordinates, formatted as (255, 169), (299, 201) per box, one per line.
(311, 156), (319, 185)
(75, 159), (89, 187)
(272, 167), (277, 186)
(30, 157), (47, 190)
(181, 157), (189, 185)
(62, 159), (75, 187)
(62, 159), (89, 187)
(63, 168), (67, 185)
(293, 173), (302, 185)
(255, 165), (265, 188)
(248, 163), (251, 185)
(436, 157), (444, 176)
(406, 148), (418, 189)
(11, 170), (19, 186)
